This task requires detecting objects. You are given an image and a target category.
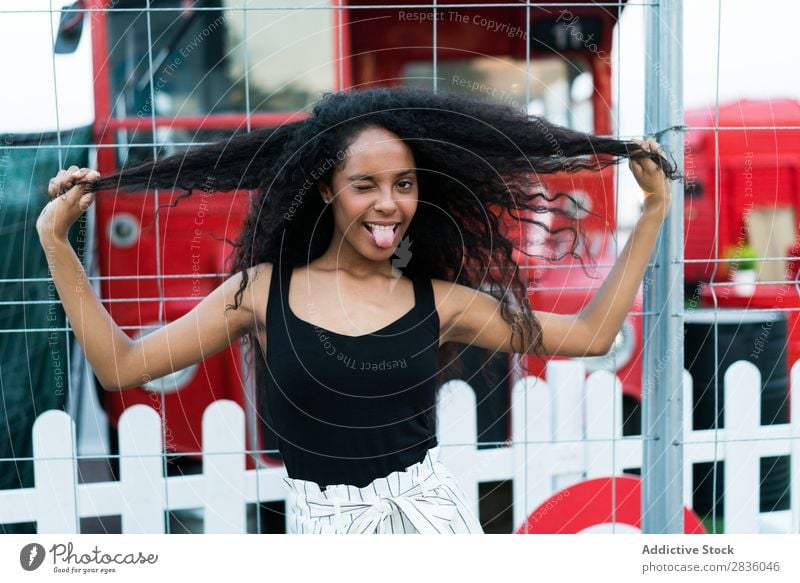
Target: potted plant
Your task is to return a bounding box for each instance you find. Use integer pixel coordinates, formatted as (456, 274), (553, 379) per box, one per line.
(723, 243), (758, 295)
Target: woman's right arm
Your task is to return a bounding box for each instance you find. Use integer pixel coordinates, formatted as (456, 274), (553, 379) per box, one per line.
(37, 166), (259, 391)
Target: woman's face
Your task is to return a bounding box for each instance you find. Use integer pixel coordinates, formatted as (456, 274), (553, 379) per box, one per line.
(320, 126), (418, 261)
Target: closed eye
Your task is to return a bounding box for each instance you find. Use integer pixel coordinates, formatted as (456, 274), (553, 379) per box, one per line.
(353, 180), (414, 192)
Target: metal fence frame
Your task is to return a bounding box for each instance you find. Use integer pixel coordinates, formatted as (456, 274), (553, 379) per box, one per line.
(642, 0), (685, 534)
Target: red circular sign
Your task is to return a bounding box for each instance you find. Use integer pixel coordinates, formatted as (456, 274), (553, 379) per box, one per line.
(515, 476), (706, 534)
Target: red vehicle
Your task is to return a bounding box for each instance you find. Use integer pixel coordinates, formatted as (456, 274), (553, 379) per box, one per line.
(684, 98), (800, 290)
(683, 98), (800, 427)
(81, 0), (642, 484)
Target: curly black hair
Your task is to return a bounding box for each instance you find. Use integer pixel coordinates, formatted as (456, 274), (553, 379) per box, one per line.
(81, 85), (681, 387)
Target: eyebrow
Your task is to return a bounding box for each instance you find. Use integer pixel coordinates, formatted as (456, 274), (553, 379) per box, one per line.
(346, 169), (417, 181)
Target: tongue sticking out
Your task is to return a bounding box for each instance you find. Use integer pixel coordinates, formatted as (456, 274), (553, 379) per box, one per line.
(368, 225), (396, 249)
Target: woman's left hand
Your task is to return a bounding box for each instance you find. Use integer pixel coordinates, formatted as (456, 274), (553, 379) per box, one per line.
(629, 137), (671, 219)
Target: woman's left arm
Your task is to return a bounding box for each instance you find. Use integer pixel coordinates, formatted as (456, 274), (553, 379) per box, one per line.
(438, 138), (673, 356)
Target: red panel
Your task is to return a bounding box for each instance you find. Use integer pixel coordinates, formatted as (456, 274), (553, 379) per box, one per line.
(683, 101), (800, 287)
(515, 476), (706, 534)
(88, 0), (115, 172)
(683, 167), (719, 283)
(96, 189), (250, 461)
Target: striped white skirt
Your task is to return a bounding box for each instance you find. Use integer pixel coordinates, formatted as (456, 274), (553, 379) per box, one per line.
(282, 445), (484, 534)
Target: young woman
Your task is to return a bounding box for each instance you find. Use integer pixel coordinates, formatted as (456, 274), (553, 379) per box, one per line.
(36, 86), (678, 534)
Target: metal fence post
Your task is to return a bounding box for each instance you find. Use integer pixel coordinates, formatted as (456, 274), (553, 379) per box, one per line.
(642, 0), (685, 533)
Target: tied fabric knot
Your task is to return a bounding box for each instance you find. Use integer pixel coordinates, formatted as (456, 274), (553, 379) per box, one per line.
(305, 491), (458, 534)
(303, 464), (458, 533)
(361, 498), (397, 534)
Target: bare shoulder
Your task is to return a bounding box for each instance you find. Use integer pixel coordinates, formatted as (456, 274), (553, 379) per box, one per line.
(430, 278), (482, 343)
(246, 259), (273, 311)
(221, 262), (274, 335)
(430, 277), (482, 306)
(246, 261), (273, 282)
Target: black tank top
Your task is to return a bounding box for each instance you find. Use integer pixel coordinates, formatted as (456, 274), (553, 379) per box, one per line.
(264, 257), (441, 490)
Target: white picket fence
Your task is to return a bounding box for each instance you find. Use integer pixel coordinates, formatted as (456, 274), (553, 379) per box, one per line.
(1, 360), (798, 533)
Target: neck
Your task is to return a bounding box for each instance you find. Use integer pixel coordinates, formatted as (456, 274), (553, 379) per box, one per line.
(314, 231), (396, 279)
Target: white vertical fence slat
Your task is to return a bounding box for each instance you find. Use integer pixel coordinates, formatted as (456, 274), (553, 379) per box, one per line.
(724, 361), (763, 534)
(202, 400), (247, 534)
(585, 369), (637, 477)
(436, 380), (481, 516)
(32, 410), (78, 533)
(548, 361), (586, 493)
(682, 368), (695, 511)
(511, 372), (552, 531)
(1, 360), (797, 534)
(118, 405), (166, 533)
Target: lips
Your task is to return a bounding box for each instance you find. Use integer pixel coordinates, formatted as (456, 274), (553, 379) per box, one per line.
(363, 222), (399, 249)
(363, 221), (399, 230)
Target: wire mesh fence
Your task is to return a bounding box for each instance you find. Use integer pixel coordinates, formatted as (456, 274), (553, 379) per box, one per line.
(1, 0), (798, 535)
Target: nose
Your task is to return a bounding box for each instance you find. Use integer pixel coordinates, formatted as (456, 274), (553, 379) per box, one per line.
(373, 187), (399, 213)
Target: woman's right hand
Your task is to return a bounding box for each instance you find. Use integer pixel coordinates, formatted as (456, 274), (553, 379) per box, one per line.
(37, 165), (101, 243)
